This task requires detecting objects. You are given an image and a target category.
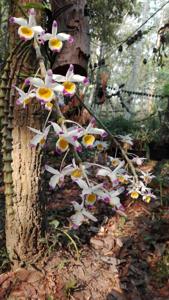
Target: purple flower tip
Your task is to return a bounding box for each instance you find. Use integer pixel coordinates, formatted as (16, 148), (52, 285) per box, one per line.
(29, 8), (36, 15)
(16, 99), (21, 105)
(72, 224), (79, 230)
(9, 16), (15, 24)
(53, 20), (57, 27)
(83, 77), (90, 85)
(90, 117), (96, 126)
(25, 79), (30, 86)
(68, 36), (74, 44)
(87, 145), (93, 150)
(103, 197), (110, 204)
(69, 64), (74, 71)
(72, 136), (78, 141)
(102, 131), (108, 138)
(87, 204), (94, 209)
(76, 146), (82, 153)
(30, 143), (36, 148)
(55, 148), (62, 155)
(118, 205), (125, 211)
(63, 89), (73, 97)
(47, 69), (53, 76)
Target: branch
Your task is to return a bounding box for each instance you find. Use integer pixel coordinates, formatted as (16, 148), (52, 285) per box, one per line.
(75, 93), (138, 182)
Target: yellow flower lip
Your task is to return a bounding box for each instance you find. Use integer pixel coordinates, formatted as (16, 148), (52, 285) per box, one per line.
(63, 81), (76, 95)
(18, 26), (34, 40)
(111, 160), (119, 167)
(131, 191), (139, 199)
(144, 195), (151, 203)
(82, 134), (95, 147)
(49, 38), (63, 51)
(97, 144), (104, 151)
(71, 168), (82, 179)
(57, 137), (69, 152)
(86, 193), (97, 204)
(37, 87), (54, 102)
(40, 137), (46, 145)
(23, 98), (31, 105)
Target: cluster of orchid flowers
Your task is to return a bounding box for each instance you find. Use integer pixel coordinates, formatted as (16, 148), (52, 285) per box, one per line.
(10, 9), (157, 228)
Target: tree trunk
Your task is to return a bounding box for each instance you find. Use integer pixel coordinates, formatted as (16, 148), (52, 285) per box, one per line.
(1, 0), (90, 268)
(2, 0), (45, 268)
(50, 0), (89, 76)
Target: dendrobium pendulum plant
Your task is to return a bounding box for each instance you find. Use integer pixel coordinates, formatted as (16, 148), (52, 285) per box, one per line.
(11, 9), (157, 229)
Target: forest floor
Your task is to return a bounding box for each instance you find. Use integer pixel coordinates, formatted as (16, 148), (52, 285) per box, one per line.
(0, 159), (169, 300)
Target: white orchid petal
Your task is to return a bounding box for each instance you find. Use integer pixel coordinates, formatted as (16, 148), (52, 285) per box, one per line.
(71, 74), (87, 83)
(27, 77), (44, 88)
(41, 33), (52, 41)
(30, 134), (43, 146)
(44, 125), (51, 136)
(45, 69), (53, 87)
(53, 74), (66, 82)
(28, 9), (36, 27)
(32, 26), (44, 34)
(52, 20), (58, 36)
(76, 179), (88, 190)
(87, 128), (106, 136)
(70, 212), (84, 227)
(66, 64), (74, 81)
(45, 165), (60, 175)
(11, 17), (28, 26)
(56, 33), (71, 41)
(49, 174), (60, 189)
(82, 209), (97, 222)
(14, 86), (26, 97)
(97, 169), (110, 177)
(53, 84), (64, 93)
(109, 196), (121, 208)
(72, 201), (83, 211)
(50, 122), (62, 134)
(91, 183), (103, 192)
(28, 126), (42, 135)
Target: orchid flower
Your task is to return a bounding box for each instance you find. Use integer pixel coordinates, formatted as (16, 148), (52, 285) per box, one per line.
(93, 141), (108, 151)
(97, 161), (125, 186)
(117, 134), (133, 146)
(117, 173), (132, 184)
(10, 9), (44, 41)
(51, 122), (82, 153)
(132, 156), (146, 166)
(76, 179), (104, 206)
(79, 118), (107, 148)
(45, 164), (73, 189)
(25, 69), (63, 104)
(70, 201), (97, 229)
(53, 64), (89, 96)
(140, 170), (155, 184)
(65, 159), (87, 181)
(142, 191), (156, 203)
(108, 189), (124, 209)
(40, 20), (73, 52)
(14, 86), (36, 108)
(108, 156), (123, 168)
(127, 180), (149, 199)
(28, 125), (51, 147)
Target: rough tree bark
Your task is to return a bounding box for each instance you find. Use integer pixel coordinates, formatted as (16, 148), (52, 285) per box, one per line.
(50, 0), (89, 76)
(3, 0), (45, 267)
(2, 0), (89, 268)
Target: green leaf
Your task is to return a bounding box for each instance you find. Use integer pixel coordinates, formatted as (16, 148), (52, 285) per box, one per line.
(49, 220), (60, 228)
(22, 3), (47, 11)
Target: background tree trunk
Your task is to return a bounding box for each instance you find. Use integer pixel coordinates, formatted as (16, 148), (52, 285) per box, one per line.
(50, 0), (89, 76)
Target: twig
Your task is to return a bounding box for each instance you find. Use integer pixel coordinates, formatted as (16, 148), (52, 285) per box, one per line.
(75, 93), (138, 182)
